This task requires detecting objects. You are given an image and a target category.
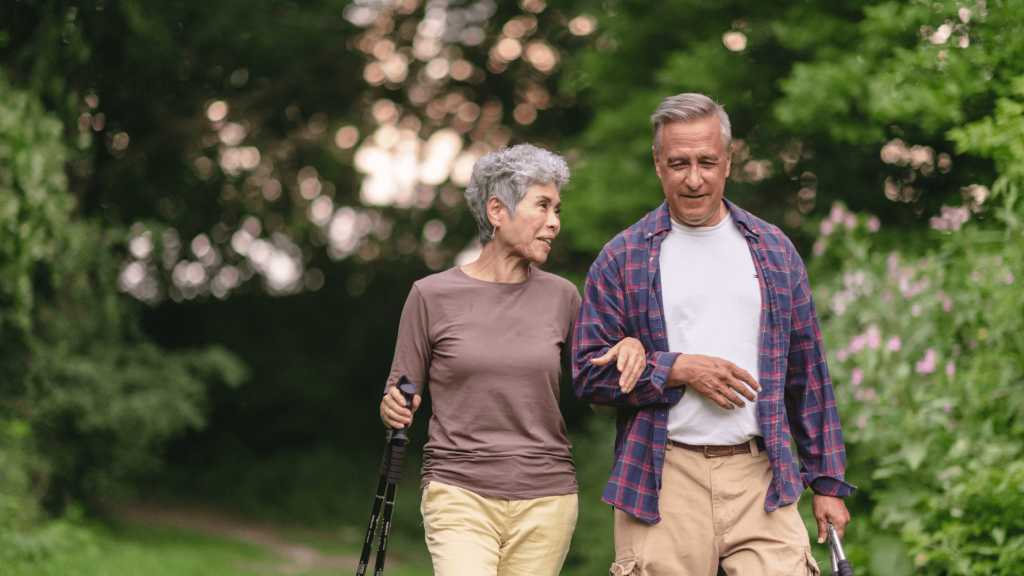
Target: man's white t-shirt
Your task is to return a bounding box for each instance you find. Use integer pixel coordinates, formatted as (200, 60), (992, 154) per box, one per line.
(660, 213), (762, 445)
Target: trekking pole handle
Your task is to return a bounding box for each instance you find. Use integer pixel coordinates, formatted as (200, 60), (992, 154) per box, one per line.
(391, 376), (417, 442)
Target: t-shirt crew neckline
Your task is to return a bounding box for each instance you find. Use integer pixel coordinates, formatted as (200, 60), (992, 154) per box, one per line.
(670, 213), (734, 236)
(454, 265), (534, 287)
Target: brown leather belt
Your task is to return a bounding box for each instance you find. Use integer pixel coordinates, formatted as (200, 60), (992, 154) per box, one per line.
(671, 437), (765, 458)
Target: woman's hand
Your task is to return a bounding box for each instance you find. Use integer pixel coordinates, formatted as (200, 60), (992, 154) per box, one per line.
(379, 386), (422, 429)
(590, 337), (647, 393)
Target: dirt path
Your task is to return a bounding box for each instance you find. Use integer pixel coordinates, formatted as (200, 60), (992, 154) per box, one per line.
(113, 502), (360, 574)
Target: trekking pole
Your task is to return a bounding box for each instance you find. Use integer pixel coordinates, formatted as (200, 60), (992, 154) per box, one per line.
(827, 522), (854, 576)
(356, 377), (416, 576)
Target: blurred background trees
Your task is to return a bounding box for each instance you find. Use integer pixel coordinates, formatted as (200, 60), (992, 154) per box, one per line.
(2, 0), (1022, 574)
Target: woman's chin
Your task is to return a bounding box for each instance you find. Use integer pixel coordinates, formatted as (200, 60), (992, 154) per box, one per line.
(528, 251), (550, 265)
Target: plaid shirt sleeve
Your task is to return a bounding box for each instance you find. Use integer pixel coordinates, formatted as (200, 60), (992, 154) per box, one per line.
(572, 240), (682, 408)
(784, 242), (855, 498)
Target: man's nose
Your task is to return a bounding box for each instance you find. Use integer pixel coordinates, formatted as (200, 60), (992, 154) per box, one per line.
(685, 164), (702, 188)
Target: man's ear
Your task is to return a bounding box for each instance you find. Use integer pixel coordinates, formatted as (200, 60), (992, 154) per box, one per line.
(486, 196), (507, 229)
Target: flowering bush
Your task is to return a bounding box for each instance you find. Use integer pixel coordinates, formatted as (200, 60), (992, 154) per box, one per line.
(810, 202), (1024, 575)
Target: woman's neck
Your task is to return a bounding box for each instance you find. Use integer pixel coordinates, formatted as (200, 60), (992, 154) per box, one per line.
(461, 241), (532, 283)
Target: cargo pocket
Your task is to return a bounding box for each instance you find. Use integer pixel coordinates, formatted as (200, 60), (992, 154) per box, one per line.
(609, 557), (639, 576)
(804, 548), (822, 576)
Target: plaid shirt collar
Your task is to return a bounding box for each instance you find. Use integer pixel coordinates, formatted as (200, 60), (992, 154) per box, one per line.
(644, 199), (762, 240)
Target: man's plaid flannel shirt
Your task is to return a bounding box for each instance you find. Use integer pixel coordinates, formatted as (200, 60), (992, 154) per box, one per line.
(572, 200), (854, 524)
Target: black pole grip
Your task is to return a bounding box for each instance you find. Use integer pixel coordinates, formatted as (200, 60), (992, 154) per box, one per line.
(390, 376), (417, 441)
(836, 560), (854, 576)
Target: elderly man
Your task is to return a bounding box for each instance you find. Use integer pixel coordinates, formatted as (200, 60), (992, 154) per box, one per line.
(573, 93), (853, 575)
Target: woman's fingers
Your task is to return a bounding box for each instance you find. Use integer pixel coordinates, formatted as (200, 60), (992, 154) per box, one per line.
(380, 387), (419, 429)
(589, 343), (618, 366)
(592, 339), (648, 393)
(618, 341), (645, 393)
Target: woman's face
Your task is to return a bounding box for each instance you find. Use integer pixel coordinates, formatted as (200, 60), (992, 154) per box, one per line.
(492, 182), (561, 265)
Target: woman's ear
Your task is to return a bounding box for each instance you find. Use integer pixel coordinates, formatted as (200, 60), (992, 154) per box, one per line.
(486, 196), (507, 230)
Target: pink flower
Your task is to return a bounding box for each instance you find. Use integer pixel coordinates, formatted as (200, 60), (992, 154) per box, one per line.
(867, 216), (881, 232)
(813, 239), (827, 257)
(836, 349), (849, 362)
(916, 348), (938, 375)
(830, 204), (845, 222)
(855, 388), (877, 402)
(887, 336), (902, 352)
(945, 361), (956, 378)
(849, 334), (867, 353)
(866, 325), (881, 350)
(844, 214), (857, 230)
(851, 368), (864, 387)
(939, 292), (953, 312)
(820, 220), (835, 237)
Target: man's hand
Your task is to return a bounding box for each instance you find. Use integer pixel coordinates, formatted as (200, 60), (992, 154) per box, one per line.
(667, 354), (760, 409)
(379, 386), (422, 429)
(812, 495), (850, 543)
(590, 337), (646, 393)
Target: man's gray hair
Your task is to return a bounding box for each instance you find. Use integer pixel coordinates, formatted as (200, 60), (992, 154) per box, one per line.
(650, 93), (732, 156)
(464, 143), (569, 244)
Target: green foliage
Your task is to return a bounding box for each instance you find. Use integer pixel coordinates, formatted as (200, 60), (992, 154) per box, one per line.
(0, 72), (71, 344)
(950, 76), (1024, 226)
(0, 71), (247, 564)
(811, 196), (1023, 573)
(562, 418), (617, 576)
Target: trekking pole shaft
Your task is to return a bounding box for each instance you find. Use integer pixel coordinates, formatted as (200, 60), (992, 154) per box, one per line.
(373, 482), (398, 576)
(827, 523), (854, 576)
(356, 475), (388, 576)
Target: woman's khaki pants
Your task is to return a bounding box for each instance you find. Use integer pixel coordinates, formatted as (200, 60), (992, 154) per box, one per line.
(611, 440), (821, 576)
(420, 480), (577, 576)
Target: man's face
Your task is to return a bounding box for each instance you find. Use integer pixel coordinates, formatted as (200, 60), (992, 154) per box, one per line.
(653, 115), (731, 227)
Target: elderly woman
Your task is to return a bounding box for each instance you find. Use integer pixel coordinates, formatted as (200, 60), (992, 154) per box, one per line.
(379, 143), (644, 576)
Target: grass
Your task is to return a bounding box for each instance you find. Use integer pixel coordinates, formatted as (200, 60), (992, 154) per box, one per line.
(5, 520), (433, 576)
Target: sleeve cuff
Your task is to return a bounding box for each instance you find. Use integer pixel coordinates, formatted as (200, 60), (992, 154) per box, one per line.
(809, 476), (856, 498)
(649, 351), (683, 404)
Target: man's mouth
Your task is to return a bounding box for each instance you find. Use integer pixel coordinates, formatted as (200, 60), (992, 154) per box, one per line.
(537, 237), (553, 247)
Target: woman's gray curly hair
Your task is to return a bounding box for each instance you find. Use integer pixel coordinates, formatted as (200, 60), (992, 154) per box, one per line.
(464, 143), (569, 244)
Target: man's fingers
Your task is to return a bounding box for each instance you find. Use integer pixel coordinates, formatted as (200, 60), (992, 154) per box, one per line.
(832, 511), (850, 540)
(730, 365), (761, 392)
(721, 388), (745, 408)
(726, 378), (757, 402)
(710, 392), (735, 410)
(817, 517), (828, 544)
